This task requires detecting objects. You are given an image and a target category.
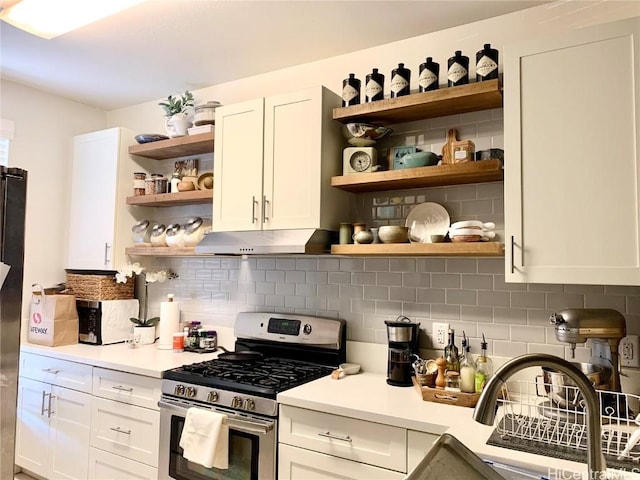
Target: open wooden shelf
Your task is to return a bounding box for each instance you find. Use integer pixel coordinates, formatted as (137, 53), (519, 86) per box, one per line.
(126, 189), (212, 207)
(126, 246), (207, 257)
(331, 159), (503, 193)
(332, 80), (503, 125)
(331, 242), (504, 257)
(128, 132), (214, 159)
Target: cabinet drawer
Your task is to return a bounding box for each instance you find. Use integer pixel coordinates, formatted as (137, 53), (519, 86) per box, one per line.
(279, 405), (407, 472)
(88, 447), (158, 480)
(278, 443), (404, 480)
(92, 367), (161, 410)
(19, 352), (92, 393)
(90, 396), (160, 467)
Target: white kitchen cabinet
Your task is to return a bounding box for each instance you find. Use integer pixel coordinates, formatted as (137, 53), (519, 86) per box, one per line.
(504, 17), (640, 285)
(67, 127), (146, 270)
(15, 377), (92, 480)
(213, 86), (348, 232)
(88, 448), (157, 480)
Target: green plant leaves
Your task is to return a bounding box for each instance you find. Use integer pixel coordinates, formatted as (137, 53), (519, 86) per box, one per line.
(158, 90), (194, 117)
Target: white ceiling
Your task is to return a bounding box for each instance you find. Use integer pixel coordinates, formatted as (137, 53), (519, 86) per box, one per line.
(0, 0), (549, 111)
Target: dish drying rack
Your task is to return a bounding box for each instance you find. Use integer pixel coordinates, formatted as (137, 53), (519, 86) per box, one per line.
(495, 379), (640, 465)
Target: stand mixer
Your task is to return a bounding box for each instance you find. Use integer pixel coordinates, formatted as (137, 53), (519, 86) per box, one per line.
(549, 308), (626, 392)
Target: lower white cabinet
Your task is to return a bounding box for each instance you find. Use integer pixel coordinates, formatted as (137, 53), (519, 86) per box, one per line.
(278, 405), (438, 479)
(88, 447), (158, 480)
(15, 377), (92, 480)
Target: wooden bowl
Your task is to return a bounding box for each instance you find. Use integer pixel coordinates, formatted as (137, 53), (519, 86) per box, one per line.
(378, 226), (409, 243)
(177, 181), (195, 192)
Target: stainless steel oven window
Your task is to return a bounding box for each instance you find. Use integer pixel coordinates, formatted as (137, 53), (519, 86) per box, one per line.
(159, 399), (276, 480)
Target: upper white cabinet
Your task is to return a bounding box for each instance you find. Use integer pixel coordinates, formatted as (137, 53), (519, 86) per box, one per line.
(213, 86), (349, 232)
(67, 127), (144, 270)
(504, 17), (640, 285)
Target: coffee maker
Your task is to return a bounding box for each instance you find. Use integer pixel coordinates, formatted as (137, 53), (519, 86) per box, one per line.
(550, 308), (627, 392)
(385, 316), (420, 387)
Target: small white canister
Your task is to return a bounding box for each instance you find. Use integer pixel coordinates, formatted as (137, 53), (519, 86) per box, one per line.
(150, 223), (168, 247)
(194, 101), (222, 126)
(183, 217), (211, 247)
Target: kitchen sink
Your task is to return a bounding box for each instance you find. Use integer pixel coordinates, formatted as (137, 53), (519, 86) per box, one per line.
(482, 456), (555, 480)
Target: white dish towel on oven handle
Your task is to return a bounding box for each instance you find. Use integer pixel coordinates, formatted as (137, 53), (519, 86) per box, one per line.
(179, 407), (229, 469)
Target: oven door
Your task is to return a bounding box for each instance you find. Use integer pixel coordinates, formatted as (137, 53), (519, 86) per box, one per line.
(158, 397), (276, 480)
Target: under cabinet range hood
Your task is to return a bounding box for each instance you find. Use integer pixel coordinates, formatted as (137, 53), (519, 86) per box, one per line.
(194, 229), (333, 255)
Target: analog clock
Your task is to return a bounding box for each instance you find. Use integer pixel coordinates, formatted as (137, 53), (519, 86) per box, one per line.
(343, 147), (378, 174)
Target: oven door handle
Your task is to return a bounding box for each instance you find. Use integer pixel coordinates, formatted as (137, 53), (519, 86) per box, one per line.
(158, 399), (274, 434)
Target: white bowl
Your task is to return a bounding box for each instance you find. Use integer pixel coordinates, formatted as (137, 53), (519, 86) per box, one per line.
(339, 363), (361, 375)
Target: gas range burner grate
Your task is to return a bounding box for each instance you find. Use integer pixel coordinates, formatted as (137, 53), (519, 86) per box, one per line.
(165, 357), (334, 395)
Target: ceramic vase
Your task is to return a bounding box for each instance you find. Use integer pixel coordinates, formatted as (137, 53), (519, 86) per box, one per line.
(165, 112), (192, 138)
(134, 325), (155, 345)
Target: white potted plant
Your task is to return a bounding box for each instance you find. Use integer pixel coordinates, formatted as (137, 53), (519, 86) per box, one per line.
(159, 90), (194, 137)
(115, 263), (177, 345)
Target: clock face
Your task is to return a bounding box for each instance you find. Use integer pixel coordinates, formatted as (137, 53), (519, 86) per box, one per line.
(350, 151), (372, 172)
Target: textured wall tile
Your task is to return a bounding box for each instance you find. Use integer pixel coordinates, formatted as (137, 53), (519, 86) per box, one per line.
(461, 306), (493, 323)
(364, 258), (390, 272)
(351, 298), (376, 314)
(275, 283), (295, 296)
(478, 290), (510, 307)
(417, 258), (446, 273)
(446, 289), (477, 306)
(351, 272), (377, 285)
(584, 294), (626, 311)
(431, 304), (460, 320)
(219, 281), (238, 293)
(285, 270), (305, 284)
(364, 286), (389, 300)
(461, 199), (494, 215)
(545, 293), (585, 309)
(195, 269), (212, 280)
(306, 296), (327, 310)
(317, 284), (339, 298)
(378, 272), (403, 286)
(327, 296), (351, 313)
(202, 280), (221, 291)
(276, 258), (296, 270)
(527, 309), (554, 326)
(446, 259), (477, 274)
(306, 271), (328, 285)
(265, 295), (285, 307)
(510, 292), (545, 309)
(390, 258), (416, 272)
(238, 282), (256, 294)
(318, 258), (340, 272)
(402, 303), (430, 319)
(257, 258), (276, 270)
(478, 323), (510, 340)
(295, 284), (317, 297)
(461, 274), (493, 290)
(628, 296), (640, 315)
(284, 296), (305, 309)
(340, 285), (364, 299)
(493, 275), (527, 292)
(494, 307), (527, 325)
(375, 300), (403, 316)
(390, 287), (416, 302)
(266, 270), (286, 283)
(255, 282), (275, 295)
(432, 273), (461, 289)
(296, 258), (318, 271)
(417, 288), (446, 304)
(448, 321), (478, 338)
(340, 258), (364, 272)
(493, 340), (527, 357)
(510, 325), (545, 343)
(606, 285), (640, 296)
(564, 284), (604, 295)
(526, 343), (566, 356)
(328, 271), (351, 285)
(528, 283), (564, 293)
(477, 259), (504, 275)
(403, 273), (430, 288)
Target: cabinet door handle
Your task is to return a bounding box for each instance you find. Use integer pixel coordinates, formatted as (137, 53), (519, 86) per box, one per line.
(41, 368), (60, 374)
(251, 196), (259, 224)
(318, 431), (352, 443)
(110, 427), (132, 435)
(510, 235), (515, 274)
(40, 391), (47, 416)
(47, 394), (54, 418)
(112, 385), (133, 392)
(104, 242), (112, 266)
(263, 196), (269, 222)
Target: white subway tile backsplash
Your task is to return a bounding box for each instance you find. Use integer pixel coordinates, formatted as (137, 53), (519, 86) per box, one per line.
(403, 273), (430, 288)
(545, 293), (585, 309)
(417, 288), (446, 304)
(377, 272), (403, 287)
(390, 287), (416, 303)
(510, 325), (545, 343)
(493, 307), (527, 325)
(266, 270), (286, 283)
(389, 258), (416, 272)
(364, 286), (389, 300)
(446, 289), (477, 306)
(285, 270), (305, 284)
(461, 274), (493, 290)
(584, 294), (626, 311)
(364, 258), (390, 272)
(510, 292), (545, 309)
(431, 304), (461, 320)
(478, 290), (510, 307)
(493, 340), (527, 357)
(275, 283), (295, 296)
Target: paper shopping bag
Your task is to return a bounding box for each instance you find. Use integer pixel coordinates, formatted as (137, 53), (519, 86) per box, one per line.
(28, 284), (79, 346)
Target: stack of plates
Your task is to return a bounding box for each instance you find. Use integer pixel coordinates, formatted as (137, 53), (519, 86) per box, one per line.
(449, 221), (495, 242)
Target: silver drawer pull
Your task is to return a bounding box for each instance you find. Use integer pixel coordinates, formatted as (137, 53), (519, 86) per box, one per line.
(318, 432), (352, 443)
(112, 385), (133, 392)
(110, 427), (131, 435)
(41, 368), (60, 374)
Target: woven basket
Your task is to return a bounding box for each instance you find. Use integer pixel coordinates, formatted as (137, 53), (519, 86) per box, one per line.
(66, 273), (134, 300)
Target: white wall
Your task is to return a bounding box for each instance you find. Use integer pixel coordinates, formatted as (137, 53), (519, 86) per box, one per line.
(107, 1), (640, 130)
(0, 79), (107, 317)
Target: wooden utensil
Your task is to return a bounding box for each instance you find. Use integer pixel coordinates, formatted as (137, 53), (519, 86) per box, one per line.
(441, 129), (458, 165)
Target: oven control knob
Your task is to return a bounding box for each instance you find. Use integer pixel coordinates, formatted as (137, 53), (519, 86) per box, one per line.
(243, 399), (255, 411)
(232, 396), (243, 408)
(175, 384), (186, 396)
(186, 386), (197, 398)
(207, 391), (219, 403)
(303, 323), (312, 335)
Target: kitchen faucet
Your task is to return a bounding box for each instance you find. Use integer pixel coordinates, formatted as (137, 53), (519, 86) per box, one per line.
(472, 354), (607, 480)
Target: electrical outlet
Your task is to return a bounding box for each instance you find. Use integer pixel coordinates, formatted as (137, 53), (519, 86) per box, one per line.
(621, 335), (640, 368)
(433, 322), (449, 348)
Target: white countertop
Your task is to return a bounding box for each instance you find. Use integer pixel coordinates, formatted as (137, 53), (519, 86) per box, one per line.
(277, 372), (640, 480)
(20, 341), (220, 378)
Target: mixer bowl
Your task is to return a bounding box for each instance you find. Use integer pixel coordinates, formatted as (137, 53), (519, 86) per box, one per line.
(342, 123), (393, 146)
(538, 362), (610, 408)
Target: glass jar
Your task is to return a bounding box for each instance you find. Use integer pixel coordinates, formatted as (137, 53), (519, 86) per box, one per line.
(154, 176), (168, 194)
(150, 223), (167, 247)
(194, 101), (221, 126)
(131, 219), (152, 244)
(145, 177), (156, 194)
(133, 172), (146, 196)
(445, 371), (461, 392)
(165, 223), (184, 247)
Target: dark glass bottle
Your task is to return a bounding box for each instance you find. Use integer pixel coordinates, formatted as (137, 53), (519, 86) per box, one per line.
(447, 50), (469, 87)
(390, 63), (411, 98)
(444, 328), (460, 372)
(476, 43), (499, 81)
(342, 73), (361, 107)
(365, 68), (385, 102)
(418, 57), (439, 92)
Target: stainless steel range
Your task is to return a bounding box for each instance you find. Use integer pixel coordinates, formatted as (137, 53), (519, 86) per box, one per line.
(158, 312), (346, 480)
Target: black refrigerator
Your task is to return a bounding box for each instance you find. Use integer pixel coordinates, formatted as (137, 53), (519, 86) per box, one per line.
(0, 166), (27, 479)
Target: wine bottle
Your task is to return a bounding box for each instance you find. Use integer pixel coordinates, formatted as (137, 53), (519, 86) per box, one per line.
(447, 50), (469, 87)
(365, 68), (385, 102)
(444, 328), (460, 372)
(418, 57), (439, 92)
(476, 43), (499, 82)
(390, 63), (411, 98)
(342, 73), (361, 107)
